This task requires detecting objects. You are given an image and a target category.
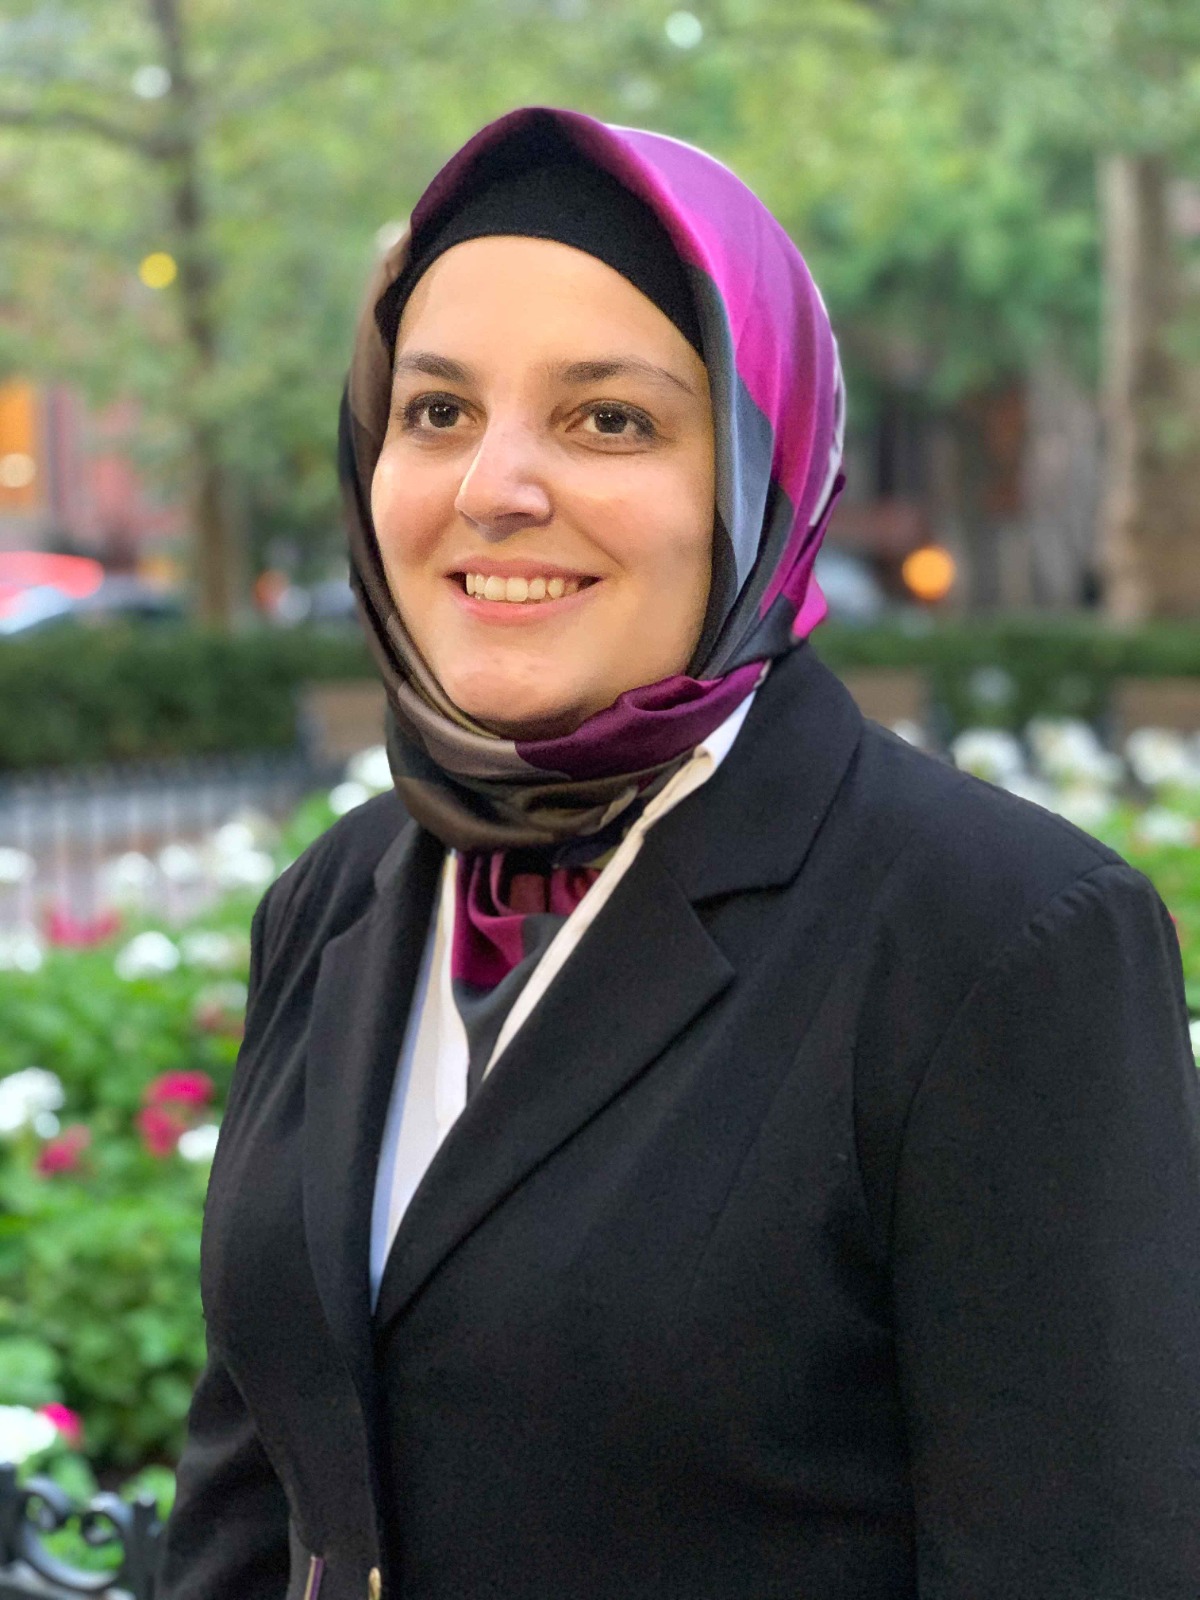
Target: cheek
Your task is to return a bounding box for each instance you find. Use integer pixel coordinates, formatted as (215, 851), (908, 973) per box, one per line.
(370, 447), (447, 572)
(597, 468), (713, 594)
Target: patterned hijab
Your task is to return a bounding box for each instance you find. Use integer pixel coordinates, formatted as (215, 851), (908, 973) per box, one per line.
(339, 107), (845, 1083)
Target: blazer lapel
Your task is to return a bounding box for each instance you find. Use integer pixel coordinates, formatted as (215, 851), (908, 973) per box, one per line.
(373, 846), (733, 1334)
(303, 818), (445, 1403)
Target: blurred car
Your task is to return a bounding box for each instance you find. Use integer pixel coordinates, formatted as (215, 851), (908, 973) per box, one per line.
(813, 547), (888, 623)
(0, 575), (185, 635)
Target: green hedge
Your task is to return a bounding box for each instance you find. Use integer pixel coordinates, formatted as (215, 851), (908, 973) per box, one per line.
(0, 626), (373, 771)
(1, 617), (1198, 772)
(815, 615), (1200, 733)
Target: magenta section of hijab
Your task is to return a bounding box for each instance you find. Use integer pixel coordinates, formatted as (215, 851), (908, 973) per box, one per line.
(453, 851), (600, 991)
(515, 659), (763, 781)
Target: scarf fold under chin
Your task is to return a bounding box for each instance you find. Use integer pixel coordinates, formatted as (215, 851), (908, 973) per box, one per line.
(452, 850), (603, 1095)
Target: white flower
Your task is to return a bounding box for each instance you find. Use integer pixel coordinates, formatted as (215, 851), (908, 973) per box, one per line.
(204, 816), (277, 891)
(999, 774), (1058, 809)
(180, 930), (247, 971)
(1134, 808), (1196, 849)
(0, 929), (44, 973)
(0, 847), (35, 885)
(0, 1068), (65, 1135)
(0, 1405), (57, 1463)
(345, 746), (392, 793)
(100, 852), (158, 907)
(951, 728), (1026, 785)
(1126, 728), (1200, 792)
(115, 930), (180, 981)
(158, 843), (206, 885)
(1027, 719), (1122, 788)
(1044, 789), (1117, 835)
(211, 810), (277, 856)
(33, 1111), (61, 1138)
(1189, 1019), (1200, 1061)
(212, 849), (275, 892)
(890, 720), (926, 749)
(329, 781), (370, 816)
(178, 1123), (221, 1164)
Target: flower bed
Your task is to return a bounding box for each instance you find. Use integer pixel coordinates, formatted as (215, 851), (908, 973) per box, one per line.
(0, 735), (1195, 1528)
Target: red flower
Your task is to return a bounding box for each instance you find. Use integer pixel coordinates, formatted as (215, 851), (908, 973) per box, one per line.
(45, 907), (121, 948)
(136, 1104), (187, 1159)
(39, 1403), (84, 1450)
(145, 1070), (214, 1109)
(35, 1125), (91, 1176)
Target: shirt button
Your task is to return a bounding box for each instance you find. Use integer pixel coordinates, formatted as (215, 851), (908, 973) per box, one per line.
(368, 1567), (382, 1600)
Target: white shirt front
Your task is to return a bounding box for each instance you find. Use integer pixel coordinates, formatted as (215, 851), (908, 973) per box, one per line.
(368, 691), (756, 1305)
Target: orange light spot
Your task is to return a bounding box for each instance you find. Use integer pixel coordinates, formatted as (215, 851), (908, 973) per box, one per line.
(902, 545), (956, 603)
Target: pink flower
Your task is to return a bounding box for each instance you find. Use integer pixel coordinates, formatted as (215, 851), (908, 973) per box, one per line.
(136, 1104), (187, 1159)
(145, 1070), (214, 1109)
(35, 1125), (91, 1176)
(45, 907), (121, 948)
(39, 1403), (84, 1450)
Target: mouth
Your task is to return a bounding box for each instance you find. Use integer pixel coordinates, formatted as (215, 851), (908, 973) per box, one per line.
(449, 567), (601, 606)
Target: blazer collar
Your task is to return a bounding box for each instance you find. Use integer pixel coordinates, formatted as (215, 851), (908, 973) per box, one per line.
(651, 644), (864, 902)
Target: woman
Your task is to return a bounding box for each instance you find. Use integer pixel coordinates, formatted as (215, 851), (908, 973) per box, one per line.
(158, 109), (1200, 1600)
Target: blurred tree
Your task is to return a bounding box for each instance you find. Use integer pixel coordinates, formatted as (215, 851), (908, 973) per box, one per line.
(884, 0), (1200, 617)
(1, 0), (1163, 620)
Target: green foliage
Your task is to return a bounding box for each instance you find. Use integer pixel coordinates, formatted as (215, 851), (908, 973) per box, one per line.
(2, 617), (1199, 769)
(815, 616), (1200, 733)
(0, 624), (371, 769)
(0, 896), (253, 1465)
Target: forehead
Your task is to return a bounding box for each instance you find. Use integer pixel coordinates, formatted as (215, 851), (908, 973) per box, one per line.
(396, 235), (691, 357)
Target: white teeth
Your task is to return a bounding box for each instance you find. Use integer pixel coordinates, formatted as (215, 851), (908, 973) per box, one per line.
(463, 572), (586, 604)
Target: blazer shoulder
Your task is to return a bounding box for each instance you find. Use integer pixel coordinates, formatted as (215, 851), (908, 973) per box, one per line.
(258, 788), (412, 965)
(844, 720), (1132, 958)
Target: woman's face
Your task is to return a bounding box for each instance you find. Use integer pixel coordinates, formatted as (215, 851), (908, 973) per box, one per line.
(371, 235), (715, 740)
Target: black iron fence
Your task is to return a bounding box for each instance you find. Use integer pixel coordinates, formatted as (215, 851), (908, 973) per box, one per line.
(0, 1466), (160, 1600)
(0, 751), (322, 932)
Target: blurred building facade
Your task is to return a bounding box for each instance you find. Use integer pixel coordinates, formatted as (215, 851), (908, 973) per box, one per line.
(0, 380), (182, 568)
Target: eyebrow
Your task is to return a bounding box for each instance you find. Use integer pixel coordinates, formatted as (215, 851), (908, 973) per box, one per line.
(391, 350), (698, 397)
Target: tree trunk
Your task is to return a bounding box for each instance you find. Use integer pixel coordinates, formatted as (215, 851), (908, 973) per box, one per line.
(150, 0), (240, 627)
(1022, 352), (1101, 608)
(1098, 153), (1200, 620)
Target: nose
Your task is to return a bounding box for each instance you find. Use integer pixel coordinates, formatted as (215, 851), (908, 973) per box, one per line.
(454, 421), (552, 539)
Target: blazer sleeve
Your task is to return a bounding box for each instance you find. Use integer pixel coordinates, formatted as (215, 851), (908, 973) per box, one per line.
(891, 862), (1200, 1598)
(156, 892), (291, 1599)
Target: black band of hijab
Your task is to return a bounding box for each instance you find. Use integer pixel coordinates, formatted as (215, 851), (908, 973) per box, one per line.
(375, 120), (704, 359)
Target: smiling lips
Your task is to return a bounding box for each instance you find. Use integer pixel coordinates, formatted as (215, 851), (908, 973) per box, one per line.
(458, 571), (596, 605)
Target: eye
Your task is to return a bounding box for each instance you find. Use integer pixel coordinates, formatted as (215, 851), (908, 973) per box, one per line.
(579, 403), (657, 442)
(400, 394), (466, 432)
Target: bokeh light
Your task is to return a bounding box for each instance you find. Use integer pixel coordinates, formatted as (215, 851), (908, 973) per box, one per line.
(0, 453), (36, 491)
(901, 545), (957, 602)
(131, 65), (172, 100)
(665, 11), (703, 49)
(138, 252), (178, 289)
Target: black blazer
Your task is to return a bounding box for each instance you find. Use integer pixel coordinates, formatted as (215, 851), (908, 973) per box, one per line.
(158, 648), (1200, 1600)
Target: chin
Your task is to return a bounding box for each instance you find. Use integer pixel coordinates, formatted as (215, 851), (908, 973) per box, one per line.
(444, 673), (597, 742)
